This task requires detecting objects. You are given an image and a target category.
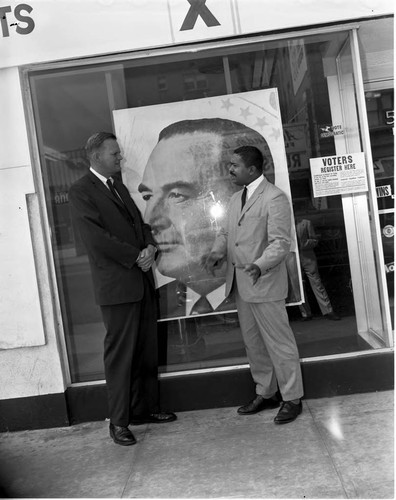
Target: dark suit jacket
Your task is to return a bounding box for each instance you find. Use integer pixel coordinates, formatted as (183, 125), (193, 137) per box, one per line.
(68, 171), (157, 306)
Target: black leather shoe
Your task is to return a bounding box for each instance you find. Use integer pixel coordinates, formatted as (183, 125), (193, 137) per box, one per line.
(237, 394), (280, 415)
(301, 315), (313, 322)
(130, 412), (177, 425)
(274, 400), (302, 424)
(325, 312), (341, 321)
(109, 423), (136, 446)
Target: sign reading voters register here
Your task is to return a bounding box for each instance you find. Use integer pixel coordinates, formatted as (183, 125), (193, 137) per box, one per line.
(310, 152), (368, 198)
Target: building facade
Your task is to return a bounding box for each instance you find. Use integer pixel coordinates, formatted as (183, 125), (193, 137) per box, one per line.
(0, 0), (394, 430)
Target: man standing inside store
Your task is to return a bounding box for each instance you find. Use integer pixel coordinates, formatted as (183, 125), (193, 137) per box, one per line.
(203, 145), (304, 424)
(68, 132), (176, 446)
(295, 215), (340, 321)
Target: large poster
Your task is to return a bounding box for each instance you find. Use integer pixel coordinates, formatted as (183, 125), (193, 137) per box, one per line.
(114, 89), (302, 320)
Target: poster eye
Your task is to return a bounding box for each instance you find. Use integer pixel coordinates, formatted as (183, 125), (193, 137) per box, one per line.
(169, 191), (188, 202)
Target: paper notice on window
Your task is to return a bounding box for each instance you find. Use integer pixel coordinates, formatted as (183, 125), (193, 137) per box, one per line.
(310, 153), (368, 198)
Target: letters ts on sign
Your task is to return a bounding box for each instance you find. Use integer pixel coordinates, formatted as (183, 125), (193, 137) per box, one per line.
(0, 4), (34, 37)
(181, 0), (220, 31)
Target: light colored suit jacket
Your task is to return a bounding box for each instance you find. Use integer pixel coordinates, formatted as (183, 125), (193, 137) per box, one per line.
(295, 218), (319, 265)
(212, 177), (292, 303)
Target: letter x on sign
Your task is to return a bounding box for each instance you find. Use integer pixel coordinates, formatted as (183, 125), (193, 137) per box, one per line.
(180, 0), (220, 31)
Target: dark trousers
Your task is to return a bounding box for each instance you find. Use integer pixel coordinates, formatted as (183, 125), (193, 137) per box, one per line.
(100, 275), (159, 426)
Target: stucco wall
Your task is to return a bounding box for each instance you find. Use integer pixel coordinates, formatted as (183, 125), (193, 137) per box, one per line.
(0, 0), (393, 69)
(0, 67), (66, 399)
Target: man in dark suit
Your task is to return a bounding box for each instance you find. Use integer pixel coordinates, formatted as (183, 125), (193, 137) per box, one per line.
(69, 132), (176, 446)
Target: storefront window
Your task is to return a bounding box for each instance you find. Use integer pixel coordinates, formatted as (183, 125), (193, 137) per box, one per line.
(28, 27), (392, 383)
(366, 88), (394, 326)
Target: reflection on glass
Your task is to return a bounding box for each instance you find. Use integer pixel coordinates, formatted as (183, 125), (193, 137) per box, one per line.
(29, 30), (384, 383)
(158, 314), (245, 373)
(366, 89), (394, 325)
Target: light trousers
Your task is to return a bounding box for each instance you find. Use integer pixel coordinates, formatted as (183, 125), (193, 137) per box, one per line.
(235, 290), (304, 401)
(299, 251), (333, 317)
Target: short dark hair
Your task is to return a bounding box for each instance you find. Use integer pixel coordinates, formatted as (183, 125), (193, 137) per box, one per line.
(159, 118), (257, 142)
(157, 118), (273, 179)
(85, 132), (116, 158)
(234, 146), (264, 173)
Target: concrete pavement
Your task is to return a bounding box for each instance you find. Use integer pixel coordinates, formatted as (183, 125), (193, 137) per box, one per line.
(0, 390), (393, 498)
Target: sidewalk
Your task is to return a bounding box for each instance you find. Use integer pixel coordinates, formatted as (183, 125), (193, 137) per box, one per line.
(0, 390), (393, 499)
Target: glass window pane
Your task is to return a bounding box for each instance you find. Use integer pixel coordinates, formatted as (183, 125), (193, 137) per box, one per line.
(29, 29), (391, 383)
(366, 88), (394, 326)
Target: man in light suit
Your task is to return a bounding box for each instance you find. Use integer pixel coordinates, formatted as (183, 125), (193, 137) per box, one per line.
(295, 217), (340, 321)
(69, 132), (176, 446)
(204, 145), (304, 424)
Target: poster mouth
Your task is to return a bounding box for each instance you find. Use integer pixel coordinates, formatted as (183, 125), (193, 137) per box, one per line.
(157, 241), (180, 253)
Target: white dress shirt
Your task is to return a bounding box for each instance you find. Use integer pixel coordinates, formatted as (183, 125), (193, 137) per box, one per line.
(245, 174), (264, 200)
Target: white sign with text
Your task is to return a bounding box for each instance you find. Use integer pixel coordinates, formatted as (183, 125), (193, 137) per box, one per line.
(310, 152), (368, 198)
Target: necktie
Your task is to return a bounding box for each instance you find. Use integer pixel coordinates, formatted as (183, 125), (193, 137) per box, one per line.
(107, 178), (135, 220)
(106, 178), (140, 239)
(241, 186), (248, 210)
(190, 296), (214, 315)
(106, 178), (123, 203)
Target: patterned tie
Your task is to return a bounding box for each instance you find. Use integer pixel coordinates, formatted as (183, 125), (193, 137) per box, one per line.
(241, 186), (248, 210)
(190, 296), (214, 315)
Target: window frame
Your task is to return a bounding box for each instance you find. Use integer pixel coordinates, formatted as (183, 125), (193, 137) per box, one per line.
(20, 21), (393, 387)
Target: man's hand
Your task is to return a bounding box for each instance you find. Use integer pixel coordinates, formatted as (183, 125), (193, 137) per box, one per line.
(302, 238), (318, 250)
(201, 251), (224, 275)
(242, 263), (261, 285)
(137, 245), (156, 272)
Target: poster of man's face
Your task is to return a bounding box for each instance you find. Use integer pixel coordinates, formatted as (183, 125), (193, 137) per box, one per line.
(114, 89), (302, 320)
(140, 128), (232, 282)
